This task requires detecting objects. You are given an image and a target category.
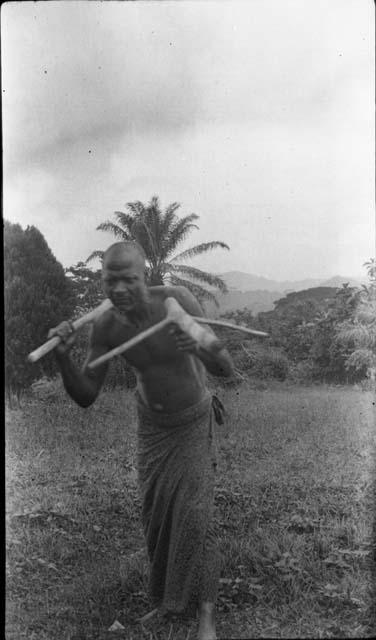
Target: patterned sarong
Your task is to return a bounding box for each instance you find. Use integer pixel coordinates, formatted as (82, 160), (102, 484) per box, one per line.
(136, 392), (221, 616)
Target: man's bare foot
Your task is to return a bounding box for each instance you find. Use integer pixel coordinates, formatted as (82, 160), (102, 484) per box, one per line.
(197, 601), (217, 640)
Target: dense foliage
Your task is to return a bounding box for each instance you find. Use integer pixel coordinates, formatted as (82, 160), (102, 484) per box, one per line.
(65, 262), (103, 313)
(4, 221), (75, 399)
(5, 215), (374, 396)
(221, 272), (376, 384)
(335, 260), (376, 381)
(86, 195), (229, 305)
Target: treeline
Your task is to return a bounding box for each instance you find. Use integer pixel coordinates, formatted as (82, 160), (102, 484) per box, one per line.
(5, 219), (375, 402)
(4, 221), (134, 401)
(5, 221), (76, 399)
(5, 197), (231, 401)
(220, 271), (376, 384)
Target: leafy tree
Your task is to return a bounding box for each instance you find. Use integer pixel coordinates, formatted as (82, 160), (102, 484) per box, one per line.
(273, 287), (338, 309)
(362, 258), (376, 298)
(218, 307), (288, 380)
(215, 307), (253, 347)
(310, 284), (361, 382)
(4, 221), (76, 400)
(220, 276), (374, 384)
(334, 261), (376, 381)
(258, 288), (337, 363)
(218, 307), (263, 352)
(86, 195), (229, 305)
(65, 262), (103, 314)
(63, 262), (103, 374)
(221, 307), (257, 327)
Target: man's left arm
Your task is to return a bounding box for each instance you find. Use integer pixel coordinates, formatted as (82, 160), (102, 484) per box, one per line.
(170, 286), (234, 378)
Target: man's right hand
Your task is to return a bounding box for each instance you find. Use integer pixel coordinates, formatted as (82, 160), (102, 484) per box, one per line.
(48, 321), (76, 355)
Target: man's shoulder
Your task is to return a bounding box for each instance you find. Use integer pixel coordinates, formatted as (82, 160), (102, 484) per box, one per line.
(149, 285), (201, 313)
(148, 284), (198, 306)
(148, 284), (183, 299)
(151, 285), (204, 317)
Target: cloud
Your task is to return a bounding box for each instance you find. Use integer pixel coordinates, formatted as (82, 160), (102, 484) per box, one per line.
(105, 116), (374, 278)
(2, 0), (374, 280)
(4, 167), (56, 221)
(3, 0), (372, 171)
(2, 1), (213, 171)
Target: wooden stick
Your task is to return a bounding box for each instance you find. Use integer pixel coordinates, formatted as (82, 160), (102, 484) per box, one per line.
(87, 317), (171, 369)
(27, 298), (113, 363)
(88, 298), (268, 370)
(196, 318), (268, 337)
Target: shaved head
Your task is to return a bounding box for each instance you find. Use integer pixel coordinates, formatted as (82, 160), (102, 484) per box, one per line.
(103, 241), (146, 269)
(102, 241), (149, 315)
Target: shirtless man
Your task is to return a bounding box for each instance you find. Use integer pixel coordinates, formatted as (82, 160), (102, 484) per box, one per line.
(49, 241), (234, 640)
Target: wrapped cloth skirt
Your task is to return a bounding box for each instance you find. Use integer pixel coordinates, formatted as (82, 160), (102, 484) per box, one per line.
(136, 392), (221, 616)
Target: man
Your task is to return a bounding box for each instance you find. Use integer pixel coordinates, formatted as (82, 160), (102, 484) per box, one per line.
(49, 241), (234, 640)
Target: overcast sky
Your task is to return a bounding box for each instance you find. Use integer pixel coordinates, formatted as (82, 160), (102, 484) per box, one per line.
(2, 0), (374, 280)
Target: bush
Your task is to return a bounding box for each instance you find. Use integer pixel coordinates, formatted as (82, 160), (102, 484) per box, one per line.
(234, 343), (289, 380)
(287, 360), (317, 384)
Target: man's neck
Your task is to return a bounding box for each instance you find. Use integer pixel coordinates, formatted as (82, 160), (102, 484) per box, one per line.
(114, 301), (151, 327)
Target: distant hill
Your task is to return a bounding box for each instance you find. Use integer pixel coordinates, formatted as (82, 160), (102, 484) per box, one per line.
(273, 286), (339, 309)
(219, 271), (323, 293)
(203, 271), (364, 316)
(207, 289), (280, 316)
(320, 275), (363, 288)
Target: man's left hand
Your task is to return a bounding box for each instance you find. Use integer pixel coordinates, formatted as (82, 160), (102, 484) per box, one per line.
(169, 325), (199, 353)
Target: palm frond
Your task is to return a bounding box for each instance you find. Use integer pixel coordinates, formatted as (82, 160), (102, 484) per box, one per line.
(337, 323), (376, 349)
(96, 221), (131, 239)
(163, 214), (200, 259)
(166, 274), (219, 307)
(346, 348), (376, 372)
(158, 203), (181, 260)
(120, 197), (163, 266)
(125, 201), (147, 217)
(166, 263), (228, 293)
(146, 197), (164, 262)
(170, 241), (230, 263)
(149, 195), (161, 210)
(159, 214), (178, 262)
(131, 217), (160, 266)
(89, 199), (229, 300)
(86, 250), (104, 264)
(170, 213), (199, 233)
(114, 211), (137, 233)
(164, 202), (181, 217)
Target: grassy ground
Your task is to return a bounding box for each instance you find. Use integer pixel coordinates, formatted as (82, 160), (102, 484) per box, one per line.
(6, 382), (376, 639)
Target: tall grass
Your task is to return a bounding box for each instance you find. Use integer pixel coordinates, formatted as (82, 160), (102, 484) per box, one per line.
(6, 383), (376, 639)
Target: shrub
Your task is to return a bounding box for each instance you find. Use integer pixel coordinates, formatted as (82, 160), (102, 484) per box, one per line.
(234, 343), (289, 380)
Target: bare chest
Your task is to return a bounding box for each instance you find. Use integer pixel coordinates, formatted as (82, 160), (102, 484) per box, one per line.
(106, 311), (178, 370)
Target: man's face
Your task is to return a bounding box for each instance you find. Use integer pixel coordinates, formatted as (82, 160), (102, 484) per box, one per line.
(102, 250), (148, 314)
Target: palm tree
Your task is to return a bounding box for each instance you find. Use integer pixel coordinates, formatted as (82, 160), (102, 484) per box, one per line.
(87, 196), (229, 305)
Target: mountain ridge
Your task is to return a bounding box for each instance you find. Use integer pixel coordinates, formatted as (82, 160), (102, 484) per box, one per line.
(204, 272), (365, 316)
(218, 271), (363, 293)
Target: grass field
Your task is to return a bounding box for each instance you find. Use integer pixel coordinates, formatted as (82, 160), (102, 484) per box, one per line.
(6, 382), (376, 639)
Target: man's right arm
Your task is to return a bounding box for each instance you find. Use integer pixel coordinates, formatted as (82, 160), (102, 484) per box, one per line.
(50, 320), (109, 408)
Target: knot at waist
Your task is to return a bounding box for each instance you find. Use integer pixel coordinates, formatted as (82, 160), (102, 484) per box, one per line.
(136, 392), (212, 429)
